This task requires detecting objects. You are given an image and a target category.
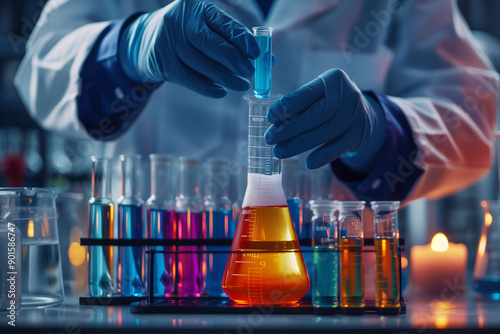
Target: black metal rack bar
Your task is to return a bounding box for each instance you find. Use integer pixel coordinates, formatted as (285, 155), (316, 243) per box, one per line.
(80, 238), (405, 247)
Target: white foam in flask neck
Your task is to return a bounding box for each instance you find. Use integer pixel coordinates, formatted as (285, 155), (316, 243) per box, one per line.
(241, 173), (287, 208)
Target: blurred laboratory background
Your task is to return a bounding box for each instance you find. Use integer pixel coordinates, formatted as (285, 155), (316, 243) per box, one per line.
(1, 0), (500, 296)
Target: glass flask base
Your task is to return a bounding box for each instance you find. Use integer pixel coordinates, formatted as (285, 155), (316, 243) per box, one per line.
(22, 295), (64, 308)
(222, 206), (310, 305)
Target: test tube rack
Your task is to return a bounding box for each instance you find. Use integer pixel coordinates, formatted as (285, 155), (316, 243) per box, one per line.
(79, 238), (406, 315)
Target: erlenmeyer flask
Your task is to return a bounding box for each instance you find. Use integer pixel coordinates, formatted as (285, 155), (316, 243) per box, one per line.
(222, 95), (310, 305)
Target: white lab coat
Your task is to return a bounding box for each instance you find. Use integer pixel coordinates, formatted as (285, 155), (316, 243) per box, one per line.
(14, 0), (499, 204)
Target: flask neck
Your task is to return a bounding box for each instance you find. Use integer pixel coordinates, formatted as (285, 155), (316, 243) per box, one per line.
(150, 156), (173, 199)
(242, 173), (287, 208)
(91, 157), (112, 199)
(244, 95), (282, 176)
(120, 155), (141, 198)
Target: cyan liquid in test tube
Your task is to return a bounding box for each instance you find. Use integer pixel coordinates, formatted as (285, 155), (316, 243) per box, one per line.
(310, 200), (339, 314)
(88, 157), (115, 297)
(252, 26), (272, 98)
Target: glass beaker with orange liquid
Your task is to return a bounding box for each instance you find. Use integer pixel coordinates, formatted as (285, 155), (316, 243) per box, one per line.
(371, 201), (401, 315)
(222, 95), (310, 305)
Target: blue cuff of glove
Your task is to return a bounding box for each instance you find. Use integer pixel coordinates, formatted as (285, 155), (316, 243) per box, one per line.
(331, 91), (423, 201)
(78, 13), (159, 141)
(340, 93), (386, 173)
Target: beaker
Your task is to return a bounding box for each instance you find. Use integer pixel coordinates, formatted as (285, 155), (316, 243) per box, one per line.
(310, 200), (338, 312)
(222, 95), (310, 305)
(175, 157), (204, 297)
(474, 200), (500, 300)
(371, 201), (401, 314)
(5, 187), (65, 306)
(0, 191), (21, 311)
(204, 158), (233, 297)
(118, 154), (145, 296)
(147, 154), (176, 297)
(88, 157), (115, 297)
(338, 201), (365, 314)
(252, 26), (272, 98)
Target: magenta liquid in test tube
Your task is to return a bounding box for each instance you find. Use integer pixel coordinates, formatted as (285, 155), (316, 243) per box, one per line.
(175, 157), (205, 297)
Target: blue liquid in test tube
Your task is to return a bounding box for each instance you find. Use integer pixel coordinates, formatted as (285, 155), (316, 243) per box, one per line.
(119, 203), (144, 296)
(89, 202), (115, 297)
(253, 26), (272, 98)
(206, 209), (233, 297)
(148, 208), (175, 297)
(89, 156), (115, 297)
(117, 154), (145, 297)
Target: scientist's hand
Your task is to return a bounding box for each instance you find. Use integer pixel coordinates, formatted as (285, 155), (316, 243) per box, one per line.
(264, 68), (386, 171)
(119, 0), (260, 98)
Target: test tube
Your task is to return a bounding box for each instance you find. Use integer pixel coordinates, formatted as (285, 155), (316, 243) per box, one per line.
(88, 157), (115, 297)
(147, 154), (176, 297)
(175, 157), (204, 297)
(310, 200), (339, 314)
(118, 154), (145, 297)
(252, 26), (272, 98)
(204, 159), (233, 297)
(371, 201), (401, 315)
(338, 201), (365, 314)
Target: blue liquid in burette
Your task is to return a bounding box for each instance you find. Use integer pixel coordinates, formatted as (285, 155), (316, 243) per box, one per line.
(254, 34), (272, 98)
(206, 210), (233, 297)
(148, 208), (176, 297)
(89, 202), (114, 297)
(119, 204), (144, 296)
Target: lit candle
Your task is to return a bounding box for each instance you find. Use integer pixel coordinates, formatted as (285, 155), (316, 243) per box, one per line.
(410, 233), (467, 294)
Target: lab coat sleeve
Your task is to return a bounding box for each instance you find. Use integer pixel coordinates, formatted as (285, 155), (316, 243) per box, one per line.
(337, 0), (499, 203)
(331, 91), (423, 202)
(387, 0), (499, 201)
(77, 14), (159, 141)
(13, 0), (126, 140)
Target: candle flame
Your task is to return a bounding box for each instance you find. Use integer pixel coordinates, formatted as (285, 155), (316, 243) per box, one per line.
(401, 256), (408, 269)
(27, 219), (34, 237)
(431, 233), (449, 252)
(68, 242), (86, 266)
(485, 213), (493, 227)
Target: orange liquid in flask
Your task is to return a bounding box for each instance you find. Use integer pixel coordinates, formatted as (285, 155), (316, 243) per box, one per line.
(222, 206), (310, 305)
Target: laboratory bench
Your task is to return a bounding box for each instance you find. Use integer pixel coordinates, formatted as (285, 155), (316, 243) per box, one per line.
(2, 291), (500, 334)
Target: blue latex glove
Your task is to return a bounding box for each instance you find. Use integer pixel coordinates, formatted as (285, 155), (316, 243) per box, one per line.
(119, 0), (260, 98)
(264, 68), (386, 172)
